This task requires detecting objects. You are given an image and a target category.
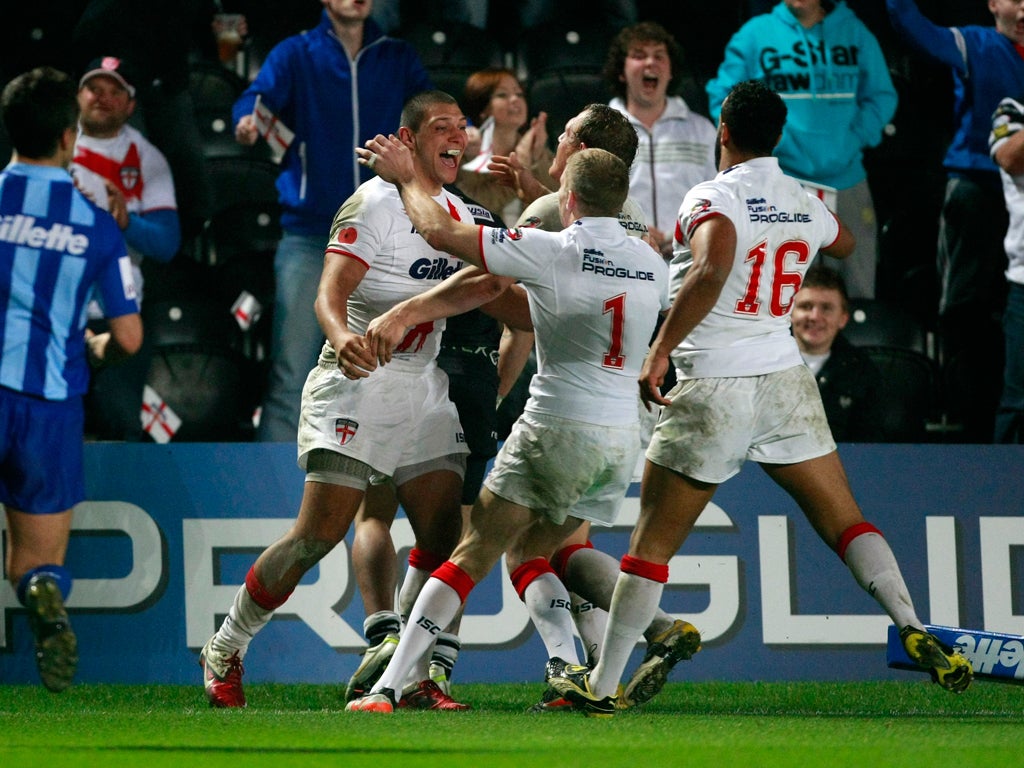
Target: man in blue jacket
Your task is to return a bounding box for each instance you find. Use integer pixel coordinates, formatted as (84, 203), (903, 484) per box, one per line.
(233, 0), (432, 443)
(886, 0), (1024, 443)
(706, 0), (897, 301)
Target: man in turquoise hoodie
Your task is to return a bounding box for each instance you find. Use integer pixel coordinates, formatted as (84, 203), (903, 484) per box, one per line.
(706, 0), (897, 300)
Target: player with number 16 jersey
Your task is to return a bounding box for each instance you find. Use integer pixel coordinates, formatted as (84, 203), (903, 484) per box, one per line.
(671, 156), (840, 380)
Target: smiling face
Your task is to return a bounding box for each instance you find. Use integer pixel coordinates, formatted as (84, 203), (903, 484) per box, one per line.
(407, 102), (468, 189)
(485, 74), (528, 131)
(77, 76), (134, 138)
(791, 285), (849, 355)
(621, 40), (672, 111)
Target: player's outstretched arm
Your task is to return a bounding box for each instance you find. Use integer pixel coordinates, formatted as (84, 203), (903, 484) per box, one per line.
(359, 135), (485, 268)
(365, 267), (514, 364)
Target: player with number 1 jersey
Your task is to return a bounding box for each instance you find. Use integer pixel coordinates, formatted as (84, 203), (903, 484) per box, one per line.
(480, 217), (669, 432)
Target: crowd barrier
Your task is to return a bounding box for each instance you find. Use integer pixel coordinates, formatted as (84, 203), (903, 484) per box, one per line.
(2, 442), (1022, 686)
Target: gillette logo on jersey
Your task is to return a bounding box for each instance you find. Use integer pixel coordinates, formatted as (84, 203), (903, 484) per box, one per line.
(581, 249), (656, 281)
(0, 215), (89, 255)
(746, 197), (810, 224)
(409, 256), (462, 280)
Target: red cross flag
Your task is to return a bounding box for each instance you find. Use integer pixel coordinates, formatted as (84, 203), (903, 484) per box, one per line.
(253, 95), (295, 163)
(141, 384), (182, 444)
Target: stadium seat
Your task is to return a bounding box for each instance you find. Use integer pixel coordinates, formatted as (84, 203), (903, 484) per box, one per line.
(143, 297), (261, 442)
(515, 23), (617, 82)
(845, 298), (933, 358)
(187, 60), (271, 161)
(860, 345), (942, 443)
(527, 71), (610, 149)
(398, 21), (507, 100)
(206, 156), (280, 216)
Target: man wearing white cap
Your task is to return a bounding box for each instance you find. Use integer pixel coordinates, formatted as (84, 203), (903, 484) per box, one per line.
(71, 55), (181, 440)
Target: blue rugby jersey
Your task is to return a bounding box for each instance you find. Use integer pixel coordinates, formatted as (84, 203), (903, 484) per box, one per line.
(0, 163), (138, 401)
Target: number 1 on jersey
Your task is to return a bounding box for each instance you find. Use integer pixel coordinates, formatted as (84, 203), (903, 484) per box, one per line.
(602, 293), (626, 369)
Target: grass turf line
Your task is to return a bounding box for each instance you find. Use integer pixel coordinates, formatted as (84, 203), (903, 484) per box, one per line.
(0, 681), (1021, 768)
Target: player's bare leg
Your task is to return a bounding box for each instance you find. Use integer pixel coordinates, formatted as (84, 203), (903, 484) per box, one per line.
(762, 453), (972, 692)
(6, 507), (77, 692)
(202, 480), (363, 707)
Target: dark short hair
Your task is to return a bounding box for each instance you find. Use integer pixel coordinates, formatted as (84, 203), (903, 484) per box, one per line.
(801, 261), (850, 312)
(1, 67), (78, 159)
(574, 103), (639, 168)
(602, 21), (684, 102)
(720, 80), (787, 156)
(400, 90), (461, 132)
(564, 148), (629, 217)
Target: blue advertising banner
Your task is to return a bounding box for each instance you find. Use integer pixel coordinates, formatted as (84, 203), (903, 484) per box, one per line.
(2, 443), (1022, 688)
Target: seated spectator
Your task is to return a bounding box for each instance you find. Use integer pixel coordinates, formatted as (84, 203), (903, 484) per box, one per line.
(791, 263), (886, 442)
(71, 56), (180, 440)
(457, 67), (556, 225)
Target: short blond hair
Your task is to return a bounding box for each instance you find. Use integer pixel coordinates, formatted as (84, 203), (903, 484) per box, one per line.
(562, 148), (629, 217)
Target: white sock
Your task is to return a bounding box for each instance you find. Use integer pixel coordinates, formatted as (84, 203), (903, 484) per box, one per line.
(523, 573), (580, 664)
(373, 577), (462, 696)
(211, 584), (274, 659)
(570, 593), (607, 663)
(591, 573), (663, 699)
(844, 531), (922, 630)
(562, 547), (676, 643)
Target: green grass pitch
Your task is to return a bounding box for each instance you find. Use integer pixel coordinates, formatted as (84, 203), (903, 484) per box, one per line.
(1, 680), (1021, 768)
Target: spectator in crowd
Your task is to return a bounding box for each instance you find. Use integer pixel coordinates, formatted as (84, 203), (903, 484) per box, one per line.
(72, 0), (219, 242)
(605, 21), (717, 260)
(199, 90), (472, 712)
(230, 0), (432, 443)
(546, 80), (972, 717)
(1, 66), (142, 693)
(990, 94), (1024, 443)
(457, 67), (555, 225)
(885, 0), (1024, 443)
(707, 0), (897, 300)
(71, 56), (180, 441)
(791, 262), (886, 442)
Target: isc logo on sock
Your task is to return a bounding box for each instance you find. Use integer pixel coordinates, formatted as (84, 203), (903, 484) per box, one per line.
(416, 616), (443, 635)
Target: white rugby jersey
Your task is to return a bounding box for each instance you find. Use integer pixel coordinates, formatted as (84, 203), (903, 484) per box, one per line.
(672, 156), (840, 379)
(324, 176), (472, 367)
(480, 217), (669, 426)
(991, 97), (1024, 286)
(71, 126), (177, 254)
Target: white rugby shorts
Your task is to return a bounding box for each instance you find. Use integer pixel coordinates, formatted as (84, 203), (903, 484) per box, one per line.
(297, 359), (468, 478)
(485, 410), (639, 527)
(646, 364), (836, 484)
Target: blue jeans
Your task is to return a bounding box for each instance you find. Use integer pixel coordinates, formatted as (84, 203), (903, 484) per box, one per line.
(995, 281), (1024, 443)
(257, 232), (327, 443)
